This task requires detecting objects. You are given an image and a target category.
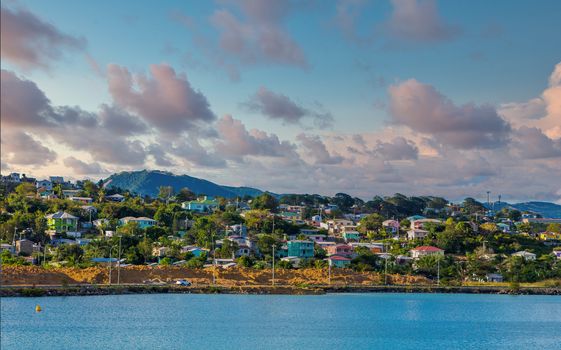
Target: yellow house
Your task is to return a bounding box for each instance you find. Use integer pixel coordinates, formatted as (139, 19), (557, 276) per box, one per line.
(539, 231), (561, 241)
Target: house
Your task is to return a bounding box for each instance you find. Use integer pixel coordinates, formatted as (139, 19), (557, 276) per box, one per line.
(180, 246), (208, 257)
(409, 246), (444, 259)
(0, 243), (15, 254)
(321, 219), (354, 235)
(407, 229), (429, 240)
(35, 180), (53, 191)
(522, 218), (561, 225)
(512, 251), (536, 261)
(152, 246), (171, 258)
(485, 273), (504, 283)
(411, 218), (442, 230)
(496, 223), (511, 233)
(287, 240), (314, 258)
(407, 215), (426, 221)
(325, 255), (352, 268)
(342, 231), (360, 242)
(349, 242), (384, 254)
(16, 239), (38, 255)
(281, 256), (304, 268)
(46, 211), (78, 233)
(69, 196), (93, 204)
(62, 189), (81, 198)
(49, 176), (64, 184)
(182, 196), (218, 213)
(118, 217), (157, 229)
(105, 194), (125, 202)
(382, 220), (400, 234)
(539, 231), (561, 241)
(325, 244), (354, 258)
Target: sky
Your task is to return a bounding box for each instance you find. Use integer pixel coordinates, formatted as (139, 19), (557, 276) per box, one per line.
(1, 0), (560, 203)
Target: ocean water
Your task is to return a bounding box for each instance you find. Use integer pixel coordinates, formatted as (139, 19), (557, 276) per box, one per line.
(1, 293), (560, 350)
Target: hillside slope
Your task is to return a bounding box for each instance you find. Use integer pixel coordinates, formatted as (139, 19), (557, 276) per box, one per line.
(104, 170), (264, 198)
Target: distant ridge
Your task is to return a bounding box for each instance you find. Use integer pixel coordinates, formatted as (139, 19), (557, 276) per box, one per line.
(104, 170), (265, 198)
(485, 201), (561, 218)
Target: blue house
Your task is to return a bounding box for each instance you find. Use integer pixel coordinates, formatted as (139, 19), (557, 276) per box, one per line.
(287, 240), (314, 258)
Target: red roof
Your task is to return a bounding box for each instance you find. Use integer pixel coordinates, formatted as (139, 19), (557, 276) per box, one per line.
(412, 246), (443, 252)
(327, 255), (351, 261)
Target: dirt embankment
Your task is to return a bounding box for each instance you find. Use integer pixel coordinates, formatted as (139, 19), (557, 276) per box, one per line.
(0, 266), (429, 287)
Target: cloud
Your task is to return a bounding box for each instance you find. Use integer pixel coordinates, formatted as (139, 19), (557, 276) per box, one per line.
(1, 131), (57, 166)
(383, 0), (460, 44)
(0, 4), (85, 70)
(98, 104), (148, 136)
(388, 79), (511, 149)
(0, 69), (55, 127)
(215, 114), (297, 160)
(209, 1), (307, 67)
(297, 133), (344, 165)
(63, 157), (106, 175)
(243, 86), (334, 128)
(513, 126), (561, 159)
(107, 63), (216, 135)
(500, 61), (561, 139)
(374, 137), (419, 160)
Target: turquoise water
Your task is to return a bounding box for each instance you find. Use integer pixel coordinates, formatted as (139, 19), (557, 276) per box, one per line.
(1, 293), (560, 349)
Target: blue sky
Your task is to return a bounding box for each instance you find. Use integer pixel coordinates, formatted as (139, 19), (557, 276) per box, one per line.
(1, 0), (561, 202)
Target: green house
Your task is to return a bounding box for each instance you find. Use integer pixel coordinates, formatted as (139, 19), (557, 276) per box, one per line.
(287, 240), (314, 258)
(46, 211), (78, 233)
(343, 231), (360, 242)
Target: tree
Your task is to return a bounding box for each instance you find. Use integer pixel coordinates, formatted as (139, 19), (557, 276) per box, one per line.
(257, 234), (279, 257)
(546, 223), (561, 233)
(176, 188), (196, 202)
(250, 193), (279, 212)
(359, 213), (384, 234)
(480, 222), (498, 234)
(158, 186), (174, 203)
(15, 183), (37, 197)
(54, 244), (84, 266)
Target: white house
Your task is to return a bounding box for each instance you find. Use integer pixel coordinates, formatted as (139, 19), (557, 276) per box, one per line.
(407, 229), (429, 240)
(410, 246), (444, 259)
(105, 194), (125, 202)
(512, 251), (536, 261)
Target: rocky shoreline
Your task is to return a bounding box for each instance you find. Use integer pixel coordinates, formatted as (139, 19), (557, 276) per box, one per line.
(1, 284), (560, 297)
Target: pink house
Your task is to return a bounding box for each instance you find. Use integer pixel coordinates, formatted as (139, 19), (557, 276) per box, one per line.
(326, 244), (354, 258)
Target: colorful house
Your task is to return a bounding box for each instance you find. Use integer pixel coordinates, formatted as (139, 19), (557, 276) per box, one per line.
(325, 255), (352, 268)
(181, 196), (218, 213)
(382, 220), (400, 234)
(46, 211), (78, 233)
(287, 240), (314, 258)
(342, 231), (360, 242)
(118, 216), (157, 229)
(326, 244), (354, 258)
(539, 231), (561, 241)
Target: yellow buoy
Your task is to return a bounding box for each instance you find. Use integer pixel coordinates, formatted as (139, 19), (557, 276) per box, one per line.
(35, 305), (42, 312)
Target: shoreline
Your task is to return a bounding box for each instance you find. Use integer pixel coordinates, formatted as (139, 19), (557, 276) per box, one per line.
(2, 284), (560, 297)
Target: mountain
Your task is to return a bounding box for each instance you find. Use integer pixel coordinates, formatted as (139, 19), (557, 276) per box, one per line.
(485, 201), (561, 218)
(103, 170), (265, 199)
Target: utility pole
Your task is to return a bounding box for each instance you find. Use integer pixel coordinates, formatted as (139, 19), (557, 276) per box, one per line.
(437, 257), (440, 286)
(117, 236), (122, 285)
(109, 247), (112, 285)
(212, 232), (216, 285)
(272, 244), (275, 286)
(384, 255), (388, 285)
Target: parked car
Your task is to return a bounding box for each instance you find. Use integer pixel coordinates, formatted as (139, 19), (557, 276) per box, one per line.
(175, 279), (192, 286)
